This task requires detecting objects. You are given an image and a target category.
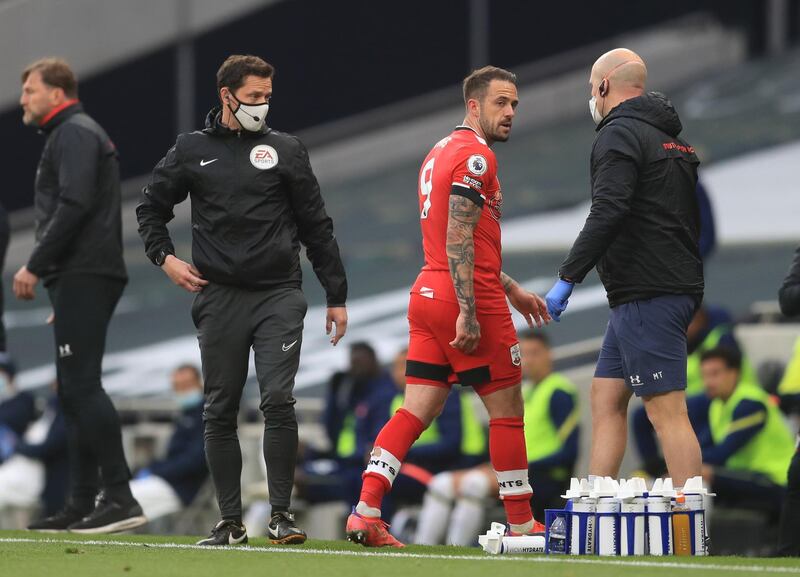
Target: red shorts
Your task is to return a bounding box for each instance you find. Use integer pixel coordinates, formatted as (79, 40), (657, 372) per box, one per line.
(405, 293), (522, 396)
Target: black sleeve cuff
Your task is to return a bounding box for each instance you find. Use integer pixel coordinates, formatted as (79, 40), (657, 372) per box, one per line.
(149, 246), (175, 267)
(450, 184), (484, 208)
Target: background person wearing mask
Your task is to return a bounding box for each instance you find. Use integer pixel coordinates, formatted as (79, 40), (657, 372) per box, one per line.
(130, 365), (207, 522)
(544, 48), (704, 489)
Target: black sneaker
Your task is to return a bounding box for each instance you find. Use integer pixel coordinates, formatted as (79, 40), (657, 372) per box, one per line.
(68, 496), (147, 534)
(28, 506), (89, 532)
(196, 520), (249, 546)
(267, 511), (307, 545)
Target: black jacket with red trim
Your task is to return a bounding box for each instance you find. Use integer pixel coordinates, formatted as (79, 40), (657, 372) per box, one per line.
(559, 92), (704, 307)
(28, 102), (127, 284)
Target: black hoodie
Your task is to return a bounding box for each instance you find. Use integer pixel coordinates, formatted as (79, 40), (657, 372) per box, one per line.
(559, 92), (703, 307)
(136, 108), (347, 305)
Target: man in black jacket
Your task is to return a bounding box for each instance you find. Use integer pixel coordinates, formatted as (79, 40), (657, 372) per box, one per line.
(15, 58), (145, 533)
(544, 48), (703, 487)
(137, 54), (348, 546)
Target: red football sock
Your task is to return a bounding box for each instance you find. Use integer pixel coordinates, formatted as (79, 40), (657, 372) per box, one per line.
(490, 417), (534, 526)
(359, 408), (426, 511)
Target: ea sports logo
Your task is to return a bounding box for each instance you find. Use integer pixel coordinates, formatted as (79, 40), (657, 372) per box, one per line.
(250, 145), (278, 170)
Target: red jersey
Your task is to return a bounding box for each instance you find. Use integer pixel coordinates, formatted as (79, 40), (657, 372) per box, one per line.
(411, 126), (507, 313)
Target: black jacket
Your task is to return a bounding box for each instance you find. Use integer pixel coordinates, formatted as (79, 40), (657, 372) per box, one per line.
(137, 108), (347, 305)
(559, 92), (703, 307)
(779, 245), (800, 317)
(28, 102), (127, 284)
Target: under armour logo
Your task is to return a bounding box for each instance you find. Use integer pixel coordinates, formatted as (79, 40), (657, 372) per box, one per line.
(59, 344), (73, 358)
(630, 375), (642, 385)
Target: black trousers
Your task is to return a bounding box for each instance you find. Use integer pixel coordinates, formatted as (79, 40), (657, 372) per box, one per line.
(193, 284), (306, 519)
(778, 448), (800, 556)
(48, 274), (130, 509)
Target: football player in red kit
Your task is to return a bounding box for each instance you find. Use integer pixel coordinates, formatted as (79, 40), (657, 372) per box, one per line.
(346, 66), (550, 547)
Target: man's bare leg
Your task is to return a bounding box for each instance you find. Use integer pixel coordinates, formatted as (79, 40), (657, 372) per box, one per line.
(643, 390), (701, 487)
(589, 377), (632, 477)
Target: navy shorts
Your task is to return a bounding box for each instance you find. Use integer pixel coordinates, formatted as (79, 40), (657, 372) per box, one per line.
(595, 295), (698, 397)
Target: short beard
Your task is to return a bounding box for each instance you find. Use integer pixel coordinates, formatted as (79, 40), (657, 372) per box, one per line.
(479, 118), (509, 143)
(492, 130), (510, 142)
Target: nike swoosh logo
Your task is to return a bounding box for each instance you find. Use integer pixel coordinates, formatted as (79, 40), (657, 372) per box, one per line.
(228, 531), (247, 545)
(282, 340), (299, 352)
(200, 158), (218, 167)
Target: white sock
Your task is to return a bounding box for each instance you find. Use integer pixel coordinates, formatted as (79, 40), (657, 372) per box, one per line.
(446, 469), (490, 546)
(415, 473), (454, 545)
(448, 497), (485, 545)
(356, 501), (381, 518)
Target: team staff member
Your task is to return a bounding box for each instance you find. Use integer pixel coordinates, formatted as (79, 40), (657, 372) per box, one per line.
(778, 244), (800, 556)
(137, 54), (348, 546)
(15, 58), (145, 533)
(545, 48), (704, 487)
(345, 67), (550, 548)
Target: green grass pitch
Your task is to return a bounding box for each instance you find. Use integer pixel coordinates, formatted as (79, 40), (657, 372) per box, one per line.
(1, 530), (799, 577)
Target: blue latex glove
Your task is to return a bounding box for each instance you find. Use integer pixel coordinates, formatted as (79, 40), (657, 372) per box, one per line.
(545, 279), (574, 322)
(134, 468), (152, 480)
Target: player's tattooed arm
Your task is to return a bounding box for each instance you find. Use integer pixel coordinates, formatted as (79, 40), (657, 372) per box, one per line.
(447, 195), (482, 353)
(500, 271), (519, 294)
(447, 195), (481, 314)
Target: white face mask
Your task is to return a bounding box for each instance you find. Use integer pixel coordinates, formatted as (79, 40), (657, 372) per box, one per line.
(228, 93), (269, 132)
(589, 96), (604, 125)
(176, 390), (203, 410)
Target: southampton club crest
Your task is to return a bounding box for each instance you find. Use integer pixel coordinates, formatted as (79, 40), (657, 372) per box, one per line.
(467, 154), (487, 176)
(510, 343), (521, 366)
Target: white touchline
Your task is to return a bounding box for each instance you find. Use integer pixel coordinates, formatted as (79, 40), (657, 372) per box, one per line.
(0, 538), (798, 574)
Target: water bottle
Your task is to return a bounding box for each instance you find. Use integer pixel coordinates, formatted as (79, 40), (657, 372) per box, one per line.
(548, 515), (568, 554)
